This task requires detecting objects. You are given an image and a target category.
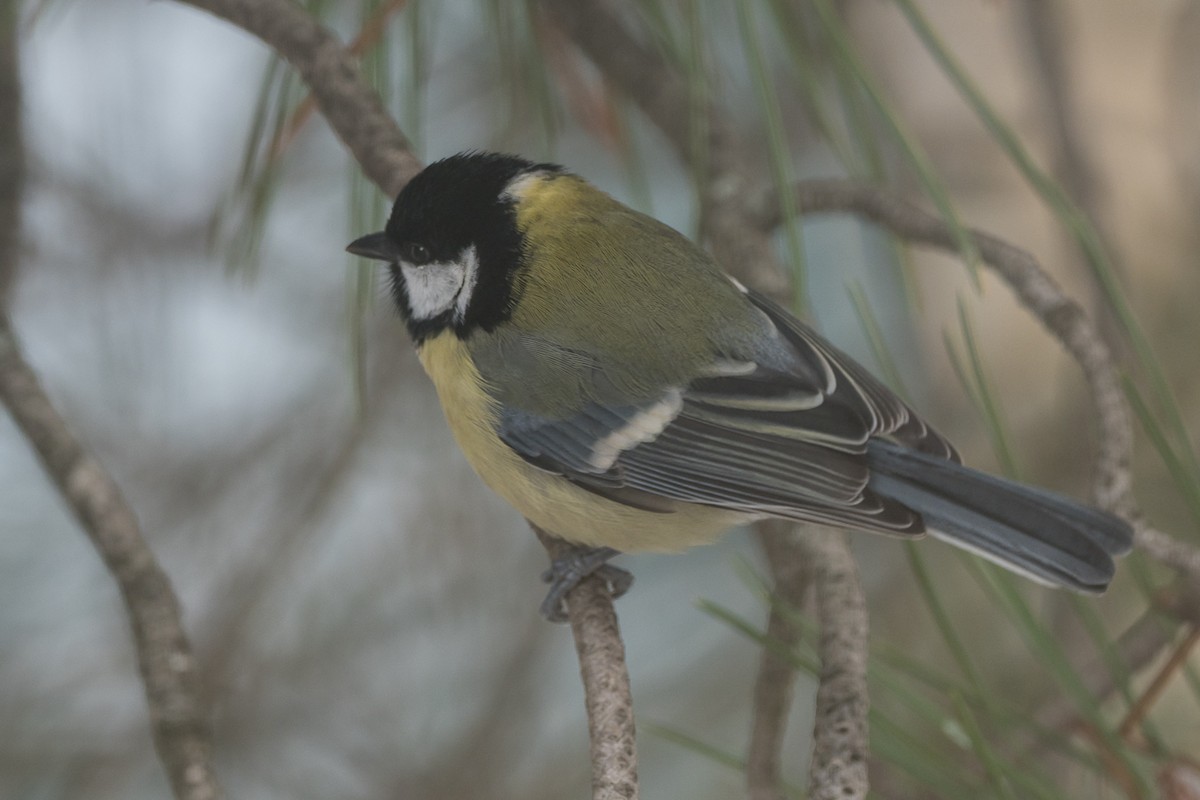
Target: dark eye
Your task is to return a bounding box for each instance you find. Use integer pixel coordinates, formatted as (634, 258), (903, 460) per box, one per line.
(403, 242), (432, 265)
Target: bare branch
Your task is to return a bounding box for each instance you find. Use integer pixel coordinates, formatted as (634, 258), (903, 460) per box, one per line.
(0, 331), (224, 800)
(1136, 525), (1200, 588)
(0, 4), (21, 303)
(1013, 0), (1125, 342)
(1013, 0), (1104, 225)
(177, 0), (421, 198)
(0, 10), (222, 800)
(533, 526), (639, 800)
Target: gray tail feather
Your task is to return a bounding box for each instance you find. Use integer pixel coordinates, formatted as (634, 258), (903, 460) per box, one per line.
(867, 440), (1133, 593)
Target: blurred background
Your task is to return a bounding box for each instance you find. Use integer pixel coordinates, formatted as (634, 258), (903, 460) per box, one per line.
(3, 1), (1199, 798)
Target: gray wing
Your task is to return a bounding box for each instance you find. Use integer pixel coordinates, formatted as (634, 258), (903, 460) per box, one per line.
(493, 289), (956, 535)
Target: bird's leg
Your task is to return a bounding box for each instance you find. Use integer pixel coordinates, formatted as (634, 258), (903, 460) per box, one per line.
(539, 545), (632, 623)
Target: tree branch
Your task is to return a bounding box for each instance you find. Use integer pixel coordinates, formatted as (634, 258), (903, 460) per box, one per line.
(1013, 0), (1123, 342)
(0, 8), (222, 800)
(0, 4), (20, 305)
(176, 0), (421, 198)
(0, 326), (224, 800)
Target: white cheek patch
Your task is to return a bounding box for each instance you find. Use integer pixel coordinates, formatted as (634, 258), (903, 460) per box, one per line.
(399, 245), (479, 322)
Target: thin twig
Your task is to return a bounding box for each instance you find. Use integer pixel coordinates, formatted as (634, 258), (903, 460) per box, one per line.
(747, 521), (812, 800)
(1118, 627), (1200, 741)
(533, 526), (639, 800)
(0, 11), (222, 800)
(1032, 602), (1179, 736)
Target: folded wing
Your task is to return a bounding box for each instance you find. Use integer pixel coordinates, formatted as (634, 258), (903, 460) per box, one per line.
(493, 289), (955, 536)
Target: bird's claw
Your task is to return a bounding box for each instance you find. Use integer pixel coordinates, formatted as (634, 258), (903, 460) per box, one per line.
(539, 546), (632, 623)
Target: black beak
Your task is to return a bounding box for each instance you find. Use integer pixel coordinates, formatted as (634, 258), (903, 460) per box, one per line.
(346, 232), (401, 262)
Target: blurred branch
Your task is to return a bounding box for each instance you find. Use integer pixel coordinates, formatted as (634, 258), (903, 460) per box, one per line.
(0, 10), (222, 800)
(0, 4), (21, 304)
(1118, 626), (1200, 741)
(390, 610), (551, 797)
(533, 526), (639, 800)
(1014, 1), (1097, 203)
(1029, 588), (1193, 751)
(177, 0), (421, 198)
(544, 0), (788, 298)
(1136, 525), (1200, 588)
(747, 521), (811, 800)
(0, 314), (224, 800)
(1013, 0), (1123, 337)
(199, 415), (369, 704)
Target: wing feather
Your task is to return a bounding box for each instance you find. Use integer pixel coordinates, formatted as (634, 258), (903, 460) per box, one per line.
(490, 287), (953, 538)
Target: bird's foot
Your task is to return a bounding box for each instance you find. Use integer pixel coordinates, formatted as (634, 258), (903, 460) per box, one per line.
(539, 546), (632, 623)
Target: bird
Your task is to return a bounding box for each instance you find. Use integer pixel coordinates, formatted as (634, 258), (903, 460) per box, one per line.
(347, 151), (1132, 621)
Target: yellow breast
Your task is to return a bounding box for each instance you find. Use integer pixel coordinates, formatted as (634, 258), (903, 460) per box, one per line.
(416, 332), (749, 552)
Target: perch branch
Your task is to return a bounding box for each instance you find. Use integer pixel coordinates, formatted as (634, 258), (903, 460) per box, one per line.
(534, 526), (639, 800)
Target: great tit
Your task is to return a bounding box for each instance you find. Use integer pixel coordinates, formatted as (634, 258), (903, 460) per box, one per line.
(347, 151), (1132, 619)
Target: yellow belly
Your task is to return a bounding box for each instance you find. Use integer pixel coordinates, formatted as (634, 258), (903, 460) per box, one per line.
(417, 332), (750, 552)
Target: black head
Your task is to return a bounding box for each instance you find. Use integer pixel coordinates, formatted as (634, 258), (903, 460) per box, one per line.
(347, 151), (563, 343)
